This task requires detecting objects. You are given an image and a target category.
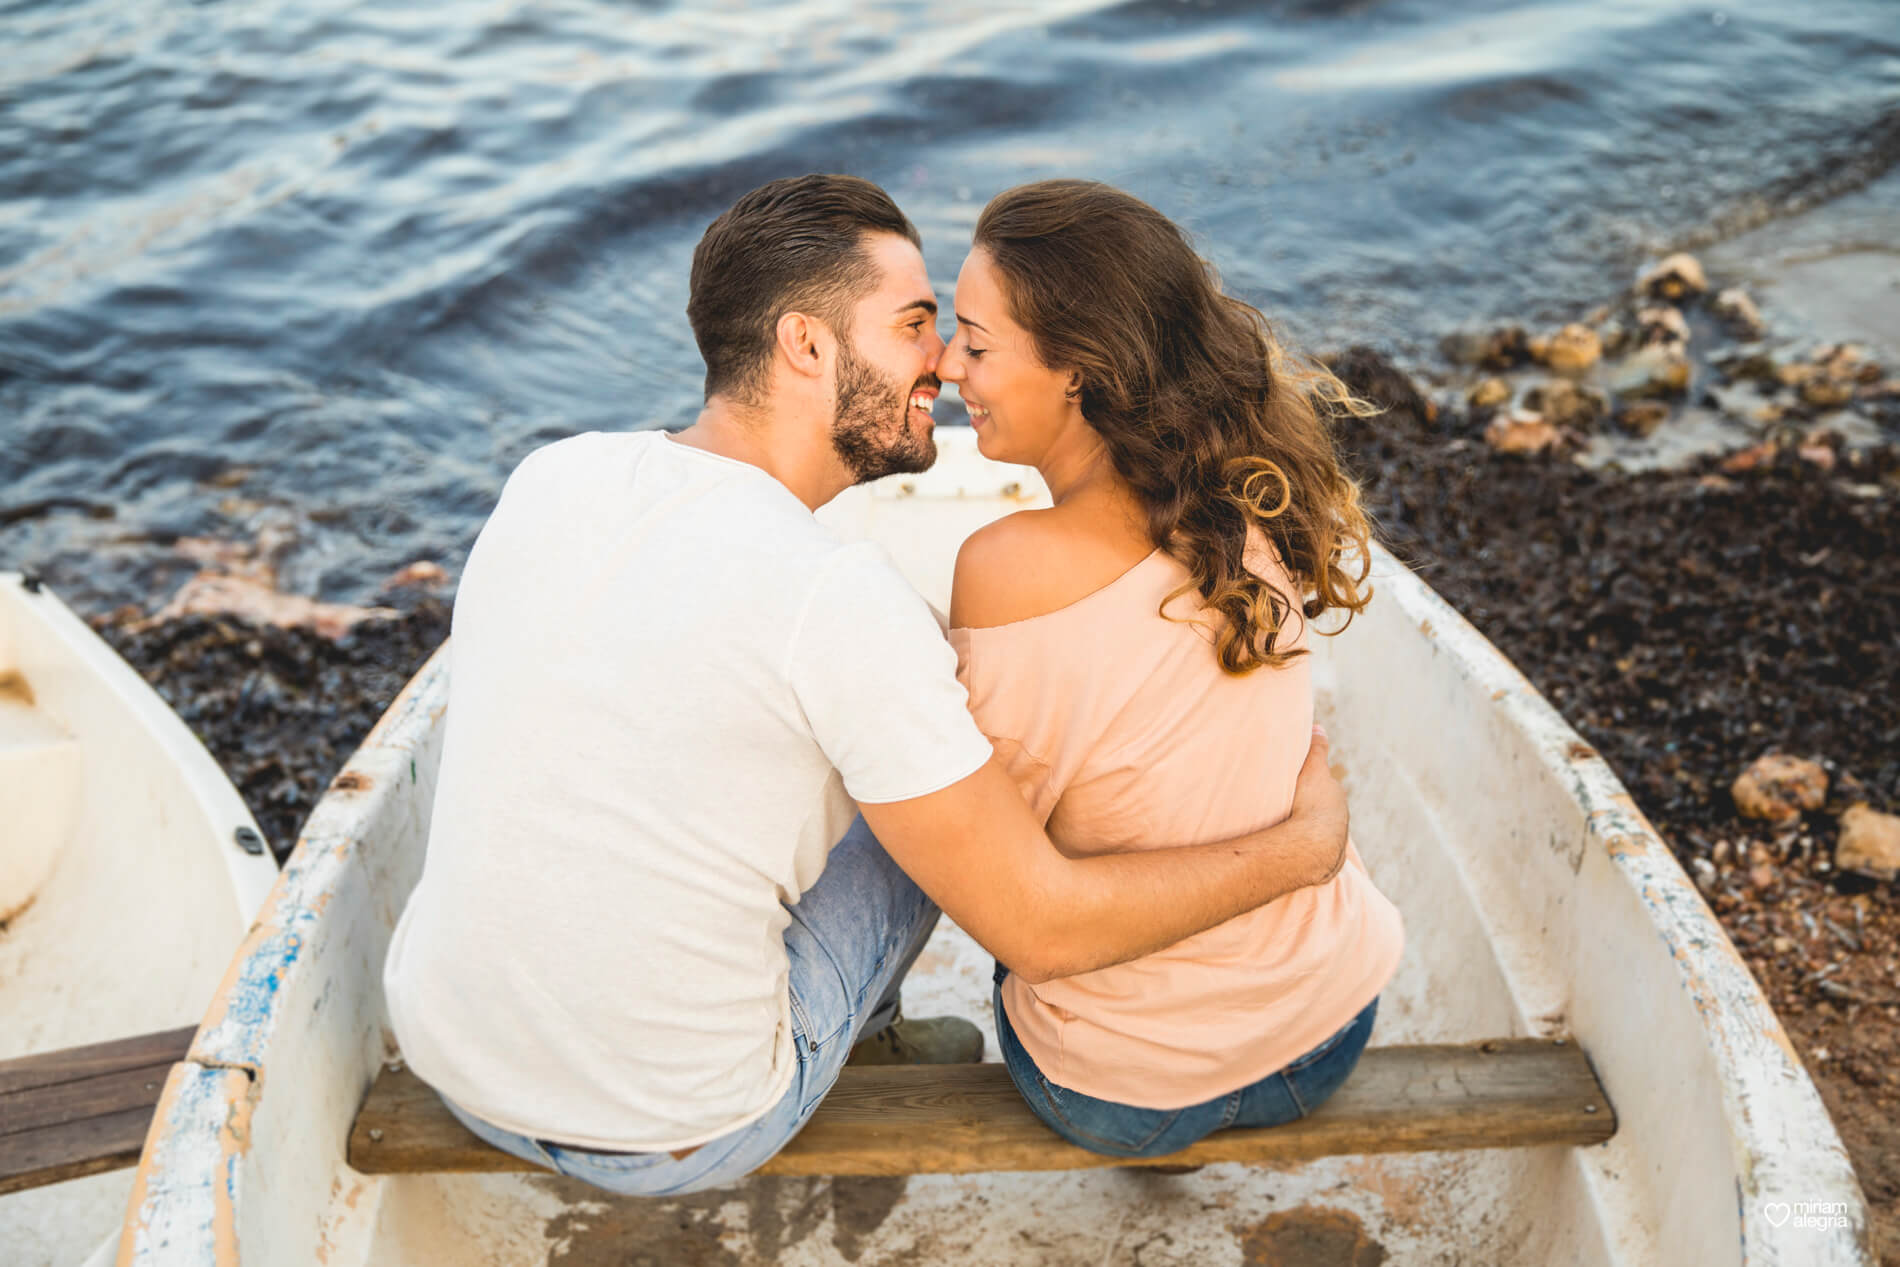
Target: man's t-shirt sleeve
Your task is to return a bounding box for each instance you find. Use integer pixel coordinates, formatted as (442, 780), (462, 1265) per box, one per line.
(787, 544), (995, 804)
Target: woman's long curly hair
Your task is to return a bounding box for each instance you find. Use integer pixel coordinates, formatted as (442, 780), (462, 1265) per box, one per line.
(974, 180), (1375, 674)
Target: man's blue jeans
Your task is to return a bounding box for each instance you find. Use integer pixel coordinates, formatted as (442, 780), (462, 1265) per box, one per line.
(994, 961), (1380, 1159)
(440, 814), (937, 1195)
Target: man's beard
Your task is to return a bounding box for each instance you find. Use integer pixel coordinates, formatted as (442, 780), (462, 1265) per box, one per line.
(830, 339), (936, 485)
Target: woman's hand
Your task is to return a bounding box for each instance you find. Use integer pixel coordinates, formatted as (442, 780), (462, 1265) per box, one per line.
(1289, 725), (1351, 885)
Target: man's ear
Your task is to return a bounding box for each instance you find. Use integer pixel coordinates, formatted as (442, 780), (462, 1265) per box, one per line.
(775, 311), (830, 381)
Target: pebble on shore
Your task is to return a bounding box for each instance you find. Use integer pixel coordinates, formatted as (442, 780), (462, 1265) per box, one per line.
(1468, 377), (1512, 410)
(1542, 323), (1604, 375)
(1837, 806), (1900, 881)
(1639, 251), (1709, 300)
(1732, 754), (1830, 825)
(1712, 287), (1766, 339)
(1450, 251), (1894, 469)
(1607, 342), (1692, 399)
(1523, 379), (1605, 430)
(1483, 411), (1562, 455)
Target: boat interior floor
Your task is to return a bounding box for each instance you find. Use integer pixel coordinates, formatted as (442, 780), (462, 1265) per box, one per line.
(349, 1036), (1616, 1177)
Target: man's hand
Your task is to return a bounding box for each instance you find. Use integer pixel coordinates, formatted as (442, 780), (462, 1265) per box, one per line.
(1289, 725), (1350, 886)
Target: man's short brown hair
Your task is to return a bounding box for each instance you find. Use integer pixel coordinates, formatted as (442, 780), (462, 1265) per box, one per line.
(688, 174), (921, 402)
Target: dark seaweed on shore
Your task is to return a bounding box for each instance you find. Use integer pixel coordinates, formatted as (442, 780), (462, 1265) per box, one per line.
(97, 601), (450, 861)
(1329, 349), (1900, 861)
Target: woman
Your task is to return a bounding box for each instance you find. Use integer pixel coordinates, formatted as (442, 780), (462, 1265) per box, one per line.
(937, 180), (1406, 1159)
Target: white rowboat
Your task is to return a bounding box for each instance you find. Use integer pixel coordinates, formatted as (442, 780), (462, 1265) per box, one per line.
(120, 430), (1869, 1265)
(0, 573), (277, 1267)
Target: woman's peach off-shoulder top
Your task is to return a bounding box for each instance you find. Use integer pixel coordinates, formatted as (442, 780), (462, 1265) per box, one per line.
(949, 543), (1405, 1110)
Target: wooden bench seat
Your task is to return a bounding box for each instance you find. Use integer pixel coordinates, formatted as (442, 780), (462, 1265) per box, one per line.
(0, 1025), (195, 1195)
(349, 1037), (1615, 1176)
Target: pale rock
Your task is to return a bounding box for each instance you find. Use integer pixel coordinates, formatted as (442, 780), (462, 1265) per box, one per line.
(1544, 323), (1603, 374)
(1777, 361), (1819, 388)
(1799, 375), (1856, 409)
(1639, 252), (1708, 299)
(1467, 377), (1512, 410)
(1818, 343), (1877, 381)
(381, 560), (450, 591)
(1637, 305), (1691, 346)
(1483, 411), (1561, 455)
(1835, 805), (1900, 881)
(1610, 343), (1691, 399)
(1712, 287), (1766, 338)
(1732, 753), (1828, 825)
(1719, 441), (1777, 473)
(1524, 379), (1605, 430)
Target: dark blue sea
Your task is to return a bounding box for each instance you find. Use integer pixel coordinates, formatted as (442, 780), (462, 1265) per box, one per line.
(3, 0), (1898, 610)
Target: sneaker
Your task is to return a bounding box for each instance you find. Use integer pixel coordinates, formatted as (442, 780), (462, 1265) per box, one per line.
(846, 1004), (984, 1066)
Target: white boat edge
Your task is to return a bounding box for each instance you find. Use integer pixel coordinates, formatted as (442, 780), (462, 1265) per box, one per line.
(110, 430), (1873, 1265)
(0, 573), (279, 925)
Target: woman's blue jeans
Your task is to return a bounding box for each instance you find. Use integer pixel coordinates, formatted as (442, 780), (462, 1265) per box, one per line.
(993, 963), (1379, 1159)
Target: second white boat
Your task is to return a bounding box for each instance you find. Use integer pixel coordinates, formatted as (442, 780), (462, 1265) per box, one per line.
(1, 573), (279, 1267)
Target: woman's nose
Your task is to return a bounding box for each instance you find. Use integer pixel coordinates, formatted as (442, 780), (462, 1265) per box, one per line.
(937, 343), (963, 382)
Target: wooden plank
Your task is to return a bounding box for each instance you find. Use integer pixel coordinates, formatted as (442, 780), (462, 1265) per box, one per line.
(0, 1027), (195, 1097)
(0, 1106), (158, 1196)
(0, 1027), (195, 1194)
(0, 1060), (177, 1139)
(348, 1038), (1615, 1177)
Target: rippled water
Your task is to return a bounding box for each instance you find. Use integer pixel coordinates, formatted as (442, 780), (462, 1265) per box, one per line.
(3, 0), (1897, 609)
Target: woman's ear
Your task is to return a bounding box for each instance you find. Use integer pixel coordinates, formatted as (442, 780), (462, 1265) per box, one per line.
(775, 311), (828, 380)
(1064, 371), (1083, 403)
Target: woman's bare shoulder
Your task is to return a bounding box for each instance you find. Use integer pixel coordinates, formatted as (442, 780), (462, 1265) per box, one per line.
(950, 509), (1151, 630)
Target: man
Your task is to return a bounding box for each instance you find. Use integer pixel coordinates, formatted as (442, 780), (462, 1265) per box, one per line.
(382, 174), (1351, 1196)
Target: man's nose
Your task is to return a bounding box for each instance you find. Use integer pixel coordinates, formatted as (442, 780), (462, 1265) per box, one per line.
(934, 335), (960, 382)
(924, 326), (947, 374)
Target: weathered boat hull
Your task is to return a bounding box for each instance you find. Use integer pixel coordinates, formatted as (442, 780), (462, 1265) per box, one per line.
(119, 432), (1870, 1265)
(0, 576), (278, 1267)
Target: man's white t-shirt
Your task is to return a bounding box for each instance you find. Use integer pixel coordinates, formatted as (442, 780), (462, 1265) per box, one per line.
(383, 430), (994, 1151)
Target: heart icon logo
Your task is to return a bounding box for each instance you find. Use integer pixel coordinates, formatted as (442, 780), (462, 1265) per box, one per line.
(1763, 1202), (1792, 1228)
